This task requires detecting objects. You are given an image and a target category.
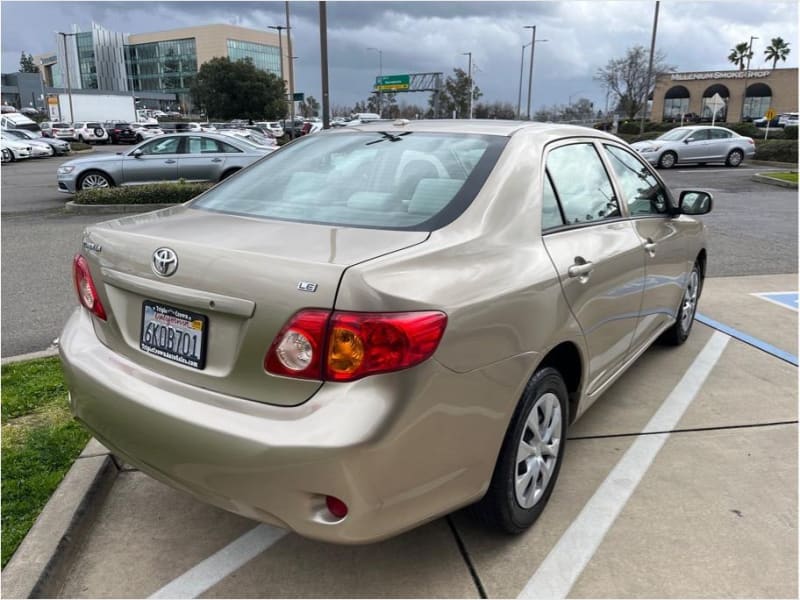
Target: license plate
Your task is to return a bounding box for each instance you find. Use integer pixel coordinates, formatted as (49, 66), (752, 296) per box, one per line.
(140, 301), (208, 369)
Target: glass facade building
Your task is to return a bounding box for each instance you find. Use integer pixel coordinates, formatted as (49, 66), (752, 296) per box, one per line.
(76, 32), (98, 89)
(126, 38), (198, 101)
(226, 39), (281, 76)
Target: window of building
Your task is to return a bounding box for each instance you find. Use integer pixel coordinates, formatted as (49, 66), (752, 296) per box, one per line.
(125, 38), (197, 96)
(226, 39), (281, 75)
(701, 84), (730, 121)
(76, 32), (98, 89)
(742, 83), (772, 120)
(662, 85), (690, 120)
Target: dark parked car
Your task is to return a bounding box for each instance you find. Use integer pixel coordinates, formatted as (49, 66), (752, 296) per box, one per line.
(104, 122), (138, 144)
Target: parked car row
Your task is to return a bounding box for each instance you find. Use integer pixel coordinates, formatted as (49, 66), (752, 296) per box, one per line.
(752, 112), (798, 128)
(1, 128), (71, 161)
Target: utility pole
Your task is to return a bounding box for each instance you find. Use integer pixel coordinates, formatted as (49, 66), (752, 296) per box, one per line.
(639, 1), (660, 134)
(742, 35), (758, 120)
(319, 1), (330, 128)
(462, 52), (473, 119)
(58, 32), (75, 122)
(517, 42), (531, 119)
(524, 25), (536, 119)
(285, 1), (296, 136)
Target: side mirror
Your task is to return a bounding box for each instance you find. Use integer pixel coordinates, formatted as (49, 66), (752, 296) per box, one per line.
(679, 190), (713, 215)
(683, 138), (691, 144)
(132, 148), (143, 158)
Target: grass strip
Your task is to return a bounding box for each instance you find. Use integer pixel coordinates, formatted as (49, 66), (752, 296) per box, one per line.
(1, 357), (90, 567)
(762, 171), (798, 183)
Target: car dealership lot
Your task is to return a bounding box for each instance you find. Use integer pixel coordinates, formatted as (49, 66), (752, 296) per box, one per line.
(1, 150), (797, 597)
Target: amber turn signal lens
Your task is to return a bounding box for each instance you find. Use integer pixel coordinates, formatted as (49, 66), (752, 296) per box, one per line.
(327, 326), (365, 375)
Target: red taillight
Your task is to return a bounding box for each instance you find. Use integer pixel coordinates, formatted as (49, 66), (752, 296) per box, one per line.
(265, 309), (447, 382)
(73, 254), (107, 320)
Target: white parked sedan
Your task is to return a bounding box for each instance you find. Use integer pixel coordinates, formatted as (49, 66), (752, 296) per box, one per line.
(1, 131), (53, 157)
(131, 123), (165, 142)
(630, 126), (755, 168)
(0, 135), (32, 160)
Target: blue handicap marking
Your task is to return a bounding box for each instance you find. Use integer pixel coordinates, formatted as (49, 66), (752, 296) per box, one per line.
(753, 292), (799, 311)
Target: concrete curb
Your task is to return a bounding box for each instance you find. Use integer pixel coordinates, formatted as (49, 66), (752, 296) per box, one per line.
(64, 200), (178, 214)
(1, 441), (119, 599)
(748, 159), (798, 169)
(1, 348), (59, 365)
(751, 173), (798, 189)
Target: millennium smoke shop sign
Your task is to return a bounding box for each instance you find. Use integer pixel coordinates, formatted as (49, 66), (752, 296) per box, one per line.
(671, 70), (771, 81)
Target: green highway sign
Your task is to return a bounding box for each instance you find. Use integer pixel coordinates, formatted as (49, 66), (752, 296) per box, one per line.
(374, 74), (410, 92)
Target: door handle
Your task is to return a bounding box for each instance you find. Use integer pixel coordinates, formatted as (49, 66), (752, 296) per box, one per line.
(568, 261), (594, 278)
(164, 159), (176, 164)
(644, 238), (657, 256)
(211, 158), (223, 163)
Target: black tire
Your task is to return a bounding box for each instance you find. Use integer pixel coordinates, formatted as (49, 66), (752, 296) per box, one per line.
(660, 261), (702, 346)
(725, 149), (744, 167)
(470, 367), (568, 533)
(9, 150), (16, 162)
(219, 168), (240, 181)
(136, 134), (143, 143)
(657, 151), (677, 169)
(77, 170), (113, 191)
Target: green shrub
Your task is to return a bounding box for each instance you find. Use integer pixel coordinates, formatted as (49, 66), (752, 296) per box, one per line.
(70, 142), (91, 151)
(75, 182), (214, 205)
(782, 125), (797, 140)
(624, 131), (663, 144)
(617, 121), (642, 134)
(753, 140), (798, 164)
(725, 122), (761, 138)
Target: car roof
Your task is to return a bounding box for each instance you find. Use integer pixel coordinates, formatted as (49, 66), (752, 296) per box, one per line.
(336, 118), (621, 141)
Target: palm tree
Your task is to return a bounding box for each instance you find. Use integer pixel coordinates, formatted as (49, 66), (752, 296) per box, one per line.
(727, 42), (753, 70)
(764, 37), (791, 69)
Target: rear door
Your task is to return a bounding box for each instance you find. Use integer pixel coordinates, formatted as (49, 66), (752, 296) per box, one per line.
(121, 135), (180, 184)
(541, 141), (646, 396)
(707, 128), (734, 160)
(177, 136), (236, 182)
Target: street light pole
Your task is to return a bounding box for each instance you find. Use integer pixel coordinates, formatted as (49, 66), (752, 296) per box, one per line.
(516, 42), (531, 119)
(639, 0), (660, 134)
(524, 25), (536, 119)
(462, 52), (473, 119)
(267, 25), (286, 85)
(285, 1), (296, 136)
(58, 32), (75, 122)
(367, 47), (382, 117)
(319, 1), (330, 129)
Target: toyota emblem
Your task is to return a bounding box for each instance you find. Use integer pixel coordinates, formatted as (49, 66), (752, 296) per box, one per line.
(152, 247), (179, 277)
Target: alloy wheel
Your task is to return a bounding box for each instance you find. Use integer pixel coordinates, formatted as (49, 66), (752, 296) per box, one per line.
(80, 174), (110, 190)
(680, 269), (699, 333)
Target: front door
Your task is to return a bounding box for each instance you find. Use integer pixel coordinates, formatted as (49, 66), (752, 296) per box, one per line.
(541, 141), (646, 396)
(681, 128), (713, 161)
(601, 143), (689, 348)
(121, 136), (180, 184)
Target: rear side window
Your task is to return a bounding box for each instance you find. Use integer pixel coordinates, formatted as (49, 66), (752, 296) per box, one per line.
(541, 174), (564, 231)
(709, 129), (732, 139)
(546, 143), (620, 225)
(191, 132), (506, 231)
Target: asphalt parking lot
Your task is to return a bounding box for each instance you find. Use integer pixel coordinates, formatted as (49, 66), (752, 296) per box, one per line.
(1, 147), (797, 598)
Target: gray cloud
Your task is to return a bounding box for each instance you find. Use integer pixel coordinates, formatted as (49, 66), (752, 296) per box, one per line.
(2, 1), (797, 113)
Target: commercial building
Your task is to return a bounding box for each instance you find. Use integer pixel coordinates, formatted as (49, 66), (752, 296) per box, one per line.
(35, 23), (291, 113)
(651, 67), (798, 123)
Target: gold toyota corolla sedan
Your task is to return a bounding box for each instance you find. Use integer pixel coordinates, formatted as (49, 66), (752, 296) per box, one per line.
(60, 120), (712, 543)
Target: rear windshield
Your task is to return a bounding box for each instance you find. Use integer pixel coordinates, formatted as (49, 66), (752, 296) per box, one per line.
(87, 122), (102, 128)
(53, 123), (70, 128)
(191, 131), (506, 231)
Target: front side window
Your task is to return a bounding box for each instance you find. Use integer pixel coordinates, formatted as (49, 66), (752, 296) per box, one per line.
(192, 132), (506, 231)
(139, 137), (180, 155)
(546, 143), (620, 225)
(604, 145), (669, 216)
(686, 129), (710, 142)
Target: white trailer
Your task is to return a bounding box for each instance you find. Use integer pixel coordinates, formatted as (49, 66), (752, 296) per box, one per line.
(57, 93), (136, 123)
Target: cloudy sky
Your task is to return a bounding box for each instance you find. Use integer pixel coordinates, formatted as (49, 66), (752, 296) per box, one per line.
(2, 0), (798, 112)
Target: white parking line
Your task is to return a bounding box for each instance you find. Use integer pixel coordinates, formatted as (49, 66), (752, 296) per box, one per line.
(675, 168), (755, 173)
(149, 524), (287, 599)
(517, 331), (729, 599)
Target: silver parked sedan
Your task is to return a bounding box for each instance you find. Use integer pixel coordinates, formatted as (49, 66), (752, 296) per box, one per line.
(630, 125), (755, 168)
(56, 133), (270, 193)
(60, 120), (712, 543)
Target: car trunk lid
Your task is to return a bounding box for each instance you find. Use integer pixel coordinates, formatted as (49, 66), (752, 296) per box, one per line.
(81, 205), (428, 406)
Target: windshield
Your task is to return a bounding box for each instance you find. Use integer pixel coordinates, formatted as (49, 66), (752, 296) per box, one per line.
(657, 128), (691, 141)
(191, 131), (506, 231)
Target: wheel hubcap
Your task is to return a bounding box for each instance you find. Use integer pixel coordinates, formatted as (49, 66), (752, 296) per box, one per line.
(515, 392), (562, 509)
(81, 174), (109, 190)
(680, 269), (699, 332)
(730, 152), (742, 165)
(662, 154), (675, 168)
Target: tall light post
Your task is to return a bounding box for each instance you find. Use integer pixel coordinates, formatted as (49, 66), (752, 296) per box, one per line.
(462, 51), (473, 119)
(267, 25), (286, 85)
(639, 0), (660, 133)
(516, 42), (531, 119)
(285, 1), (296, 136)
(523, 26), (548, 120)
(57, 31), (77, 122)
(367, 47), (383, 116)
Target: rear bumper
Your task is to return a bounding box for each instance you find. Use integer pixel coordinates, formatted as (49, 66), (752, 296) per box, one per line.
(59, 308), (529, 543)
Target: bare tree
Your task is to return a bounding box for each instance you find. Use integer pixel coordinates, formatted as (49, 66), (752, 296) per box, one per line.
(595, 45), (673, 119)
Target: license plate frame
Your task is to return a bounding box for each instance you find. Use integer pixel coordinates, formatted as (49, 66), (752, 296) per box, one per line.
(140, 300), (208, 369)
